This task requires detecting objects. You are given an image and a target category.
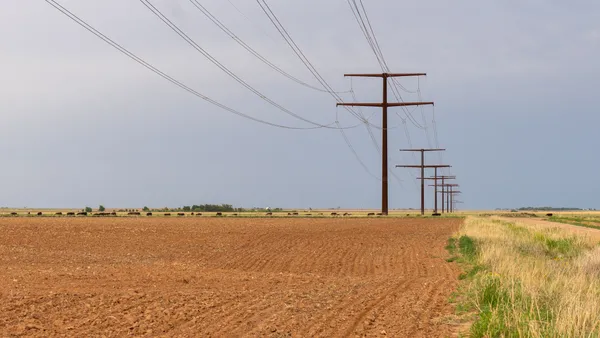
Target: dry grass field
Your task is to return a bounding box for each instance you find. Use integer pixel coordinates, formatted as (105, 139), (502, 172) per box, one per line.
(0, 217), (462, 337)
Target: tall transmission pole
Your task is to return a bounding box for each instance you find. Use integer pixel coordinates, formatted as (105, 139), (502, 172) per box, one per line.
(337, 73), (433, 216)
(399, 148), (446, 215)
(397, 163), (451, 215)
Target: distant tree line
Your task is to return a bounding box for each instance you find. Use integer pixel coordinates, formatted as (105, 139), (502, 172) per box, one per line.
(517, 207), (591, 211)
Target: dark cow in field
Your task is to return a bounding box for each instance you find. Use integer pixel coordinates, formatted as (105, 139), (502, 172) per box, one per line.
(196, 213), (203, 216)
(305, 214), (312, 216)
(146, 212), (153, 216)
(128, 212), (141, 216)
(331, 212), (338, 216)
(164, 213), (171, 216)
(367, 213), (375, 216)
(77, 212), (87, 216)
(55, 212), (63, 215)
(546, 213), (553, 217)
(232, 213), (238, 216)
(66, 212), (75, 216)
(111, 212), (117, 216)
(432, 213), (441, 217)
(216, 212), (223, 216)
(177, 213), (185, 216)
(37, 212), (42, 216)
(191, 212), (194, 215)
(266, 212), (273, 216)
(292, 212), (298, 216)
(377, 213), (383, 216)
(10, 212), (17, 216)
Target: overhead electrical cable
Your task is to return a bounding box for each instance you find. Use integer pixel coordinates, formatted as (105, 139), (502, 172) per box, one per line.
(139, 0), (358, 130)
(188, 0), (350, 94)
(44, 0), (358, 131)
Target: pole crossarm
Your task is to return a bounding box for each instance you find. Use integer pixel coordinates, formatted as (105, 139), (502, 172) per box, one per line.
(396, 165), (451, 168)
(337, 102), (434, 108)
(400, 148), (445, 152)
(344, 73), (426, 78)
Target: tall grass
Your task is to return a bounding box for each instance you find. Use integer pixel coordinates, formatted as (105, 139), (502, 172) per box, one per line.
(453, 217), (600, 337)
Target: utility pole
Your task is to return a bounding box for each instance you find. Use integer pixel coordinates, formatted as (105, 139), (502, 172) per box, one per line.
(449, 190), (462, 213)
(432, 182), (459, 213)
(399, 148), (445, 215)
(397, 163), (451, 215)
(337, 73), (433, 216)
(417, 175), (456, 214)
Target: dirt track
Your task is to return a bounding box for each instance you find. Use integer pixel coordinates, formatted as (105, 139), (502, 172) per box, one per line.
(0, 217), (461, 337)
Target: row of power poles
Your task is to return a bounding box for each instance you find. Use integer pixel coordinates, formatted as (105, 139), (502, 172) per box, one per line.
(337, 72), (461, 216)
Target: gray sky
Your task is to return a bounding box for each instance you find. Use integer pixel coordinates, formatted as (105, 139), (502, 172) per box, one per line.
(1, 1), (599, 210)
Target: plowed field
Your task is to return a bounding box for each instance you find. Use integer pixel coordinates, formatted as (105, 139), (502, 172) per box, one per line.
(0, 217), (461, 337)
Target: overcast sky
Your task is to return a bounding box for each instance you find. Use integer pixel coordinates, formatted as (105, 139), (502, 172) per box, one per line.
(1, 1), (599, 210)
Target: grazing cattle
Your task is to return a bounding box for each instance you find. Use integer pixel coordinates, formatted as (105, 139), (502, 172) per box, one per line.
(331, 212), (338, 216)
(377, 213), (383, 216)
(196, 213), (203, 216)
(164, 213), (171, 216)
(27, 212), (31, 215)
(232, 213), (238, 216)
(55, 212), (63, 215)
(37, 212), (42, 216)
(343, 213), (349, 216)
(287, 213), (292, 216)
(546, 213), (553, 217)
(305, 214), (312, 216)
(10, 212), (17, 216)
(177, 213), (185, 216)
(292, 212), (298, 216)
(110, 212), (117, 216)
(432, 213), (441, 217)
(146, 212), (153, 216)
(191, 212), (194, 215)
(67, 212), (75, 216)
(77, 212), (87, 216)
(266, 212), (273, 216)
(128, 212), (141, 216)
(367, 213), (375, 216)
(216, 212), (222, 216)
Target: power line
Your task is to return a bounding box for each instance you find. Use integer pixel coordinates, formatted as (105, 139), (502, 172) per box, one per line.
(224, 0), (281, 43)
(43, 0), (346, 131)
(346, 0), (427, 130)
(255, 0), (380, 128)
(139, 0), (350, 130)
(188, 0), (350, 94)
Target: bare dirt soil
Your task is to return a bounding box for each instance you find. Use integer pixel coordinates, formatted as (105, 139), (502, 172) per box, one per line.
(0, 217), (461, 337)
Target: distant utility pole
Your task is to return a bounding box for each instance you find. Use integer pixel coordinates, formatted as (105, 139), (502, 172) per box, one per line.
(337, 73), (433, 216)
(417, 174), (456, 214)
(397, 163), (451, 215)
(453, 200), (464, 212)
(398, 148), (446, 215)
(432, 182), (459, 213)
(437, 185), (461, 213)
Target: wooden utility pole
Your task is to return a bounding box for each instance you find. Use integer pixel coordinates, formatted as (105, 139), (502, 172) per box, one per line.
(397, 163), (450, 215)
(432, 182), (459, 213)
(337, 73), (433, 216)
(399, 149), (445, 215)
(417, 175), (456, 214)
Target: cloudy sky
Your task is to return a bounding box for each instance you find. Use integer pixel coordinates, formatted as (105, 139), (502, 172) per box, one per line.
(1, 1), (599, 210)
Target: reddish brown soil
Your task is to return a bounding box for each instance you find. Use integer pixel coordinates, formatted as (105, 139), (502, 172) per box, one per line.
(0, 217), (462, 337)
